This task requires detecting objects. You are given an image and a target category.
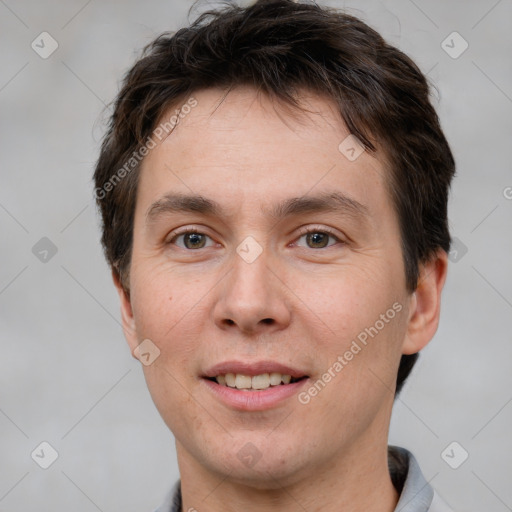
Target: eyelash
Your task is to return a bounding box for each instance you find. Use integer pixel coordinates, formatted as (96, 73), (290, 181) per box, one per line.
(166, 225), (344, 250)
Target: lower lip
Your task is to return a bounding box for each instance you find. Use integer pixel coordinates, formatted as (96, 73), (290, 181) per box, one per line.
(201, 378), (309, 411)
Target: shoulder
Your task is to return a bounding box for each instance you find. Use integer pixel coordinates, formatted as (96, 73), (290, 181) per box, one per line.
(389, 446), (455, 512)
(430, 491), (456, 512)
(152, 479), (182, 512)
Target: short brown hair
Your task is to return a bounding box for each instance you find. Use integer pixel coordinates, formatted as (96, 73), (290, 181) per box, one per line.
(93, 0), (455, 395)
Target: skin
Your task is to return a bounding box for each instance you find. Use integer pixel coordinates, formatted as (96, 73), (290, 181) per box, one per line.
(114, 85), (448, 512)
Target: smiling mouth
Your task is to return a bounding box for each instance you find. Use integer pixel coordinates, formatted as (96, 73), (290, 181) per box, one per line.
(205, 373), (308, 391)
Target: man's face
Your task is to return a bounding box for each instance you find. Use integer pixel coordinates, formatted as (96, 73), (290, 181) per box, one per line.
(118, 86), (420, 486)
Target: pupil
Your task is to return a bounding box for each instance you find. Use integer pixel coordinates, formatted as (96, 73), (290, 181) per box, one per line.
(307, 232), (327, 248)
(185, 233), (205, 249)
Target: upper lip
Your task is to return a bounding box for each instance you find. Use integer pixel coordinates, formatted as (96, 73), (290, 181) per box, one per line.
(203, 360), (309, 379)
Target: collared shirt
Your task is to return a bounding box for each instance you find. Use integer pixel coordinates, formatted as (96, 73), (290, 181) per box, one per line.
(153, 445), (454, 512)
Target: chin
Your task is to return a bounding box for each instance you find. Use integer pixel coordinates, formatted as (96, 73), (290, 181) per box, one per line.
(205, 439), (313, 489)
(219, 460), (306, 490)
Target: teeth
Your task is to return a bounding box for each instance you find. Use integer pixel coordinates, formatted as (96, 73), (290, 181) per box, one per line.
(214, 372), (298, 390)
(235, 374), (252, 389)
(269, 372), (282, 385)
(252, 373), (270, 389)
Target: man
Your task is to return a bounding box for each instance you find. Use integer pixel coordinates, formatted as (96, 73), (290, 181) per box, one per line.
(93, 1), (456, 510)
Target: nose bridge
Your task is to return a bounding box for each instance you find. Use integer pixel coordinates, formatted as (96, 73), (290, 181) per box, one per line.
(234, 241), (271, 299)
(213, 237), (290, 332)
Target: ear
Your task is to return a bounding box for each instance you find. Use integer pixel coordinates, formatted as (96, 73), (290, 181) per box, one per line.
(402, 249), (449, 355)
(112, 269), (139, 357)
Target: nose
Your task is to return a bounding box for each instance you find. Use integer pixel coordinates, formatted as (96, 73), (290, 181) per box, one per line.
(212, 246), (291, 335)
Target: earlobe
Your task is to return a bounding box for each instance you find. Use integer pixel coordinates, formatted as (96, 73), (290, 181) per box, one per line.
(112, 269), (139, 355)
(402, 249), (449, 355)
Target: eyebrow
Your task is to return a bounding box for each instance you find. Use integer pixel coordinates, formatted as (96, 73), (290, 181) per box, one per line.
(145, 191), (370, 224)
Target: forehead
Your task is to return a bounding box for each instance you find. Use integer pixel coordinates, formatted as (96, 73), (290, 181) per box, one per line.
(155, 85), (358, 156)
(137, 86), (394, 227)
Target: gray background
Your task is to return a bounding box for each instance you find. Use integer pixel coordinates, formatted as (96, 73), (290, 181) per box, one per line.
(1, 0), (511, 510)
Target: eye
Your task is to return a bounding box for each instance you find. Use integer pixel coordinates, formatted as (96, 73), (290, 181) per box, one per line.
(294, 226), (343, 249)
(166, 226), (344, 251)
(167, 229), (215, 250)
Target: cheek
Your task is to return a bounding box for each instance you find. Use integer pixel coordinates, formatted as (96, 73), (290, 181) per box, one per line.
(130, 269), (207, 429)
(295, 261), (400, 336)
(142, 363), (203, 440)
(130, 260), (195, 336)
(128, 272), (204, 394)
(299, 262), (407, 392)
